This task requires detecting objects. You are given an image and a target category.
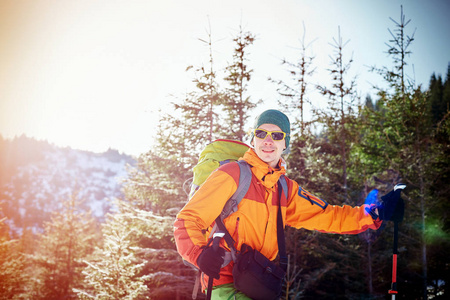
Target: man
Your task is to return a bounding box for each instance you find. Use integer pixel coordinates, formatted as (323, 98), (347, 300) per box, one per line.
(174, 109), (399, 299)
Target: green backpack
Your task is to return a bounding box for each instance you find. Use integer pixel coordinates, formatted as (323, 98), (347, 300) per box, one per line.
(189, 139), (251, 200)
(186, 139), (251, 298)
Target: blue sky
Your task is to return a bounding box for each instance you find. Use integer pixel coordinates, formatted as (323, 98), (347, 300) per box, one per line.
(1, 0), (449, 156)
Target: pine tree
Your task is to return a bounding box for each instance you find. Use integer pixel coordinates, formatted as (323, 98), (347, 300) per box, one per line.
(359, 86), (446, 299)
(138, 23), (256, 215)
(303, 27), (381, 298)
(120, 124), (202, 298)
(316, 26), (360, 204)
(123, 146), (191, 215)
(77, 199), (193, 299)
(268, 23), (316, 198)
(356, 7), (450, 299)
(370, 5), (415, 96)
(76, 201), (150, 300)
(278, 26), (373, 298)
(221, 24), (258, 141)
(429, 73), (444, 125)
(129, 26), (224, 216)
(31, 191), (99, 299)
(423, 66), (450, 299)
(183, 20), (223, 144)
(443, 63), (450, 113)
(0, 216), (30, 300)
(270, 22), (316, 137)
(429, 64), (450, 127)
(150, 22), (224, 188)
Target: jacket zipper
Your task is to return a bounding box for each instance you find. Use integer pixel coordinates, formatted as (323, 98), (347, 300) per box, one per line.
(234, 217), (240, 247)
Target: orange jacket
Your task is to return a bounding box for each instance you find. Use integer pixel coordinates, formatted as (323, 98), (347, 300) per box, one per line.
(174, 149), (382, 289)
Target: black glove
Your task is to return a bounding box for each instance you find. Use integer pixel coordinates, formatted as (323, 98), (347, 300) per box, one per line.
(378, 184), (406, 222)
(197, 246), (225, 279)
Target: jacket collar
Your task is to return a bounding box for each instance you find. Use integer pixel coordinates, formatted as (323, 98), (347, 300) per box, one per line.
(241, 149), (286, 190)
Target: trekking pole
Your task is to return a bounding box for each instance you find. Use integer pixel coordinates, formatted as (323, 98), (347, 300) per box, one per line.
(386, 184), (406, 300)
(206, 232), (225, 300)
(389, 220), (399, 300)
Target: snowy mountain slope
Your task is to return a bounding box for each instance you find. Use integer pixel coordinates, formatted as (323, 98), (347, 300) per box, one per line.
(0, 136), (136, 234)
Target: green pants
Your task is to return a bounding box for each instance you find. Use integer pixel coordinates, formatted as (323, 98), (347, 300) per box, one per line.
(208, 283), (251, 300)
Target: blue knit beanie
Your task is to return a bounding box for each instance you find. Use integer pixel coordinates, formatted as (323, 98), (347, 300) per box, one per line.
(250, 109), (291, 152)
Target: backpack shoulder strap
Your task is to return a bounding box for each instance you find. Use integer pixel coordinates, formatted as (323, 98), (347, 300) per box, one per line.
(277, 175), (289, 272)
(279, 175), (288, 200)
(220, 160), (252, 219)
(213, 160), (251, 257)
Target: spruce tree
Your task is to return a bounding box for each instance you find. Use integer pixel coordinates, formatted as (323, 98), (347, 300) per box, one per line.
(76, 202), (149, 300)
(370, 5), (415, 96)
(356, 7), (450, 299)
(443, 63), (450, 113)
(303, 27), (370, 298)
(429, 64), (450, 127)
(269, 22), (317, 195)
(429, 73), (444, 125)
(315, 26), (360, 204)
(183, 21), (223, 144)
(123, 145), (191, 215)
(0, 216), (30, 300)
(77, 197), (193, 299)
(270, 22), (316, 137)
(31, 191), (99, 299)
(221, 24), (258, 141)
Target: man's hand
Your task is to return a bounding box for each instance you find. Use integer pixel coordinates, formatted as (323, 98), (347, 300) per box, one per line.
(378, 184), (406, 222)
(197, 246), (225, 279)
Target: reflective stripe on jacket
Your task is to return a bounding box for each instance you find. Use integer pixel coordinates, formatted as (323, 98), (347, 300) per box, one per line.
(173, 148), (382, 289)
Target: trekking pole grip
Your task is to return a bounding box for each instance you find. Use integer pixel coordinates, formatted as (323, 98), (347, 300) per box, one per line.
(206, 232), (225, 300)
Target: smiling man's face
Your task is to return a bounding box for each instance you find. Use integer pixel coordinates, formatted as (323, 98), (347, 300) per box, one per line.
(252, 123), (286, 168)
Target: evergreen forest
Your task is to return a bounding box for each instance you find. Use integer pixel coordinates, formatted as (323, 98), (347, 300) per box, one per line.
(1, 7), (449, 300)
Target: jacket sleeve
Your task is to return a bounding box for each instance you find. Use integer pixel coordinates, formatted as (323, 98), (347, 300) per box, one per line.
(173, 165), (239, 267)
(285, 181), (382, 234)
